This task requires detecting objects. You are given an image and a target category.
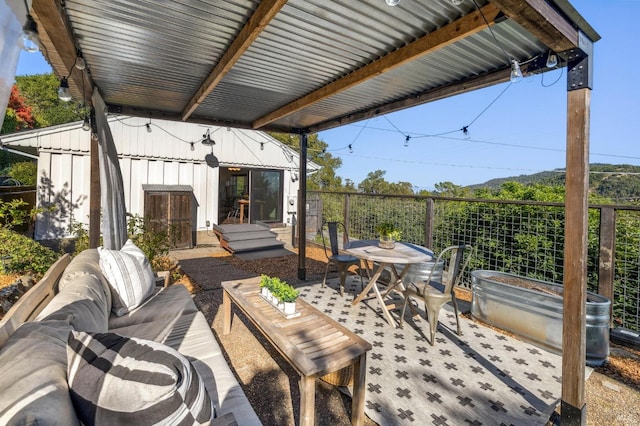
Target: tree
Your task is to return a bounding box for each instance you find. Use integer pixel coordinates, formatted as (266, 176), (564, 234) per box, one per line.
(268, 132), (343, 191)
(6, 162), (37, 186)
(358, 170), (388, 194)
(1, 86), (36, 134)
(14, 73), (85, 127)
(433, 181), (470, 197)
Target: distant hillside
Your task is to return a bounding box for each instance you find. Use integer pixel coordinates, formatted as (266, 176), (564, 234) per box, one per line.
(468, 164), (640, 202)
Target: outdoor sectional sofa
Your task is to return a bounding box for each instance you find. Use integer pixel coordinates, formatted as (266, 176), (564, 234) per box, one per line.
(0, 246), (261, 425)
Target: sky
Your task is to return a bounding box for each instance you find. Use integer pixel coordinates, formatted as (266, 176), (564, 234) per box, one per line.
(15, 0), (640, 192)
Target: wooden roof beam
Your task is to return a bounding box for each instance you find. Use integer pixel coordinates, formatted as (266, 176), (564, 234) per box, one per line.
(306, 66), (512, 134)
(251, 3), (501, 130)
(181, 0), (288, 121)
(490, 0), (582, 52)
(32, 0), (93, 103)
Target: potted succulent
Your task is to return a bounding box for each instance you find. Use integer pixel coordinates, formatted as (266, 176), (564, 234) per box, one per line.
(375, 222), (402, 249)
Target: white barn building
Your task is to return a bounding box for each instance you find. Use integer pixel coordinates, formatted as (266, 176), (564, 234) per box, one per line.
(1, 116), (319, 247)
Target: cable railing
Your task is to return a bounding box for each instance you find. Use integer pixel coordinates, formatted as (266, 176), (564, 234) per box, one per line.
(307, 191), (640, 332)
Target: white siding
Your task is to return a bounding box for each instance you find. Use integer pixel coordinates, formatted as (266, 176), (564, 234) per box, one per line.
(2, 116), (319, 241)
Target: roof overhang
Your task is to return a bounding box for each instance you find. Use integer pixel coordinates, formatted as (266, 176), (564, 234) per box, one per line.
(30, 0), (598, 134)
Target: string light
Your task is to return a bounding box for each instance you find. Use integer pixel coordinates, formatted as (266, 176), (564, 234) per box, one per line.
(545, 50), (558, 68)
(404, 135), (410, 147)
(510, 59), (523, 83)
(57, 77), (72, 102)
(20, 0), (39, 53)
(146, 122), (152, 133)
(75, 51), (86, 70)
(260, 142), (264, 151)
(348, 144), (353, 153)
(82, 116), (91, 131)
(190, 142), (195, 151)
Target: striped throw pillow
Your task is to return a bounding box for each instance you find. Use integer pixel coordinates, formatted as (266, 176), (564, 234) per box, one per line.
(98, 240), (156, 316)
(67, 331), (215, 425)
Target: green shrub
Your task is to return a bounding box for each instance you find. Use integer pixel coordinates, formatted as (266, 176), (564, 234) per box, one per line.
(127, 214), (177, 270)
(0, 228), (59, 277)
(6, 161), (37, 186)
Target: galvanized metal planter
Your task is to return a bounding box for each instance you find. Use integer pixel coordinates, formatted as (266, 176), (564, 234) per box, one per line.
(471, 270), (611, 367)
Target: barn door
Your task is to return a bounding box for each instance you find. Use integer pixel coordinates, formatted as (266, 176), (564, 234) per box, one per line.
(144, 191), (192, 249)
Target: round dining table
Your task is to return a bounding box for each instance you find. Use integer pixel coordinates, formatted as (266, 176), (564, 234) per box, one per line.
(344, 239), (434, 327)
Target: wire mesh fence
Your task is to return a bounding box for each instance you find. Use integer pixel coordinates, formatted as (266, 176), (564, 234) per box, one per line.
(309, 191), (640, 332)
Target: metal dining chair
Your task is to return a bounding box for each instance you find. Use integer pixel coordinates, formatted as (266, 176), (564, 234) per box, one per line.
(400, 244), (473, 345)
(320, 221), (364, 296)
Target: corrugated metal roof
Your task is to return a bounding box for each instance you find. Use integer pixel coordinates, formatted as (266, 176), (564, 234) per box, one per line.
(34, 0), (599, 133)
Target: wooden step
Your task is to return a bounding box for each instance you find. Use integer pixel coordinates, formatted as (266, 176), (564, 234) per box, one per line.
(222, 230), (278, 242)
(227, 239), (285, 253)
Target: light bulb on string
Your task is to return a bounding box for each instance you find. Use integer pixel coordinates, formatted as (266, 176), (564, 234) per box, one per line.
(82, 116), (91, 131)
(190, 142), (195, 151)
(461, 126), (470, 140)
(146, 122), (152, 133)
(57, 77), (72, 102)
(385, 0), (400, 6)
(546, 50), (558, 68)
(260, 142), (264, 151)
(404, 135), (410, 148)
(20, 11), (39, 53)
(75, 52), (86, 70)
(510, 59), (523, 83)
(348, 144), (353, 154)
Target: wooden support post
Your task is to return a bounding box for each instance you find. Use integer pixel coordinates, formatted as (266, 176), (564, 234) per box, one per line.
(562, 87), (590, 425)
(598, 207), (615, 326)
(89, 132), (100, 248)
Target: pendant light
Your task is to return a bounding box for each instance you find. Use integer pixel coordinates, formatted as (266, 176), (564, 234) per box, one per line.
(510, 59), (523, 83)
(20, 1), (39, 53)
(546, 50), (558, 68)
(58, 77), (72, 101)
(82, 116), (91, 131)
(20, 14), (39, 52)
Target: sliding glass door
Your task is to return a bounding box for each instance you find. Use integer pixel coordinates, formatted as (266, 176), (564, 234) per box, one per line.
(250, 170), (283, 223)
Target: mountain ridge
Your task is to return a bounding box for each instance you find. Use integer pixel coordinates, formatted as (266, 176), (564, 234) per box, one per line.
(467, 163), (640, 201)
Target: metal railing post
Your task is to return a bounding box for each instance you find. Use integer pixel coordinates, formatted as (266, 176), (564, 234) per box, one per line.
(425, 197), (434, 248)
(343, 193), (350, 244)
(598, 206), (616, 326)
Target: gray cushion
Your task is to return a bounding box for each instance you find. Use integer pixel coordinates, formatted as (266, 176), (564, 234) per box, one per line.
(60, 249), (112, 309)
(0, 319), (79, 426)
(67, 330), (214, 425)
(36, 271), (111, 333)
(108, 284), (198, 331)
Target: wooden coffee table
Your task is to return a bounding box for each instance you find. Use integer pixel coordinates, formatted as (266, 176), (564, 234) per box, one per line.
(222, 277), (372, 426)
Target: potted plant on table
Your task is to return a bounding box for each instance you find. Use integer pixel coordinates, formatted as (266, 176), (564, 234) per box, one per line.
(260, 275), (299, 315)
(375, 222), (402, 249)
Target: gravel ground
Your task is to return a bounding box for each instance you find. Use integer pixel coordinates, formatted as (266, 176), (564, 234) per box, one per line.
(171, 245), (640, 426)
